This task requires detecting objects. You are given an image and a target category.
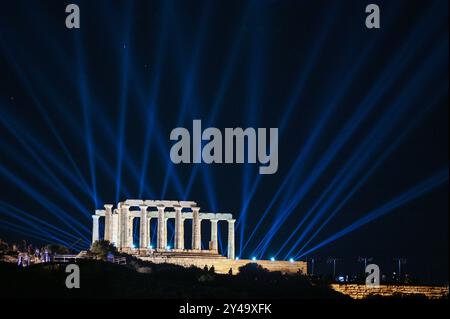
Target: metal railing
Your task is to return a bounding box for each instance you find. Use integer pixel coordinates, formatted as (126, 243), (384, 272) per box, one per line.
(51, 253), (127, 265)
(52, 254), (79, 263)
(114, 257), (127, 265)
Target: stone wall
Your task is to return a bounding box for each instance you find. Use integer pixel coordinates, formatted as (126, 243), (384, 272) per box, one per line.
(330, 284), (449, 299)
(139, 256), (307, 275)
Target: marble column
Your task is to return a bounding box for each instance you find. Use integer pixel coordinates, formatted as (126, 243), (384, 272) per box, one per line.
(92, 215), (100, 243)
(164, 217), (169, 248)
(157, 205), (165, 249)
(192, 207), (201, 250)
(104, 204), (113, 242)
(147, 217), (152, 248)
(119, 204), (130, 249)
(116, 204), (122, 246)
(210, 219), (218, 252)
(139, 205), (148, 249)
(128, 216), (135, 248)
(227, 219), (235, 259)
(174, 206), (184, 250)
(112, 210), (119, 246)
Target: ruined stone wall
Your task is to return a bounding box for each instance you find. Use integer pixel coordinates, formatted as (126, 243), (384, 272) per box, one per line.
(139, 256), (307, 275)
(330, 284), (449, 299)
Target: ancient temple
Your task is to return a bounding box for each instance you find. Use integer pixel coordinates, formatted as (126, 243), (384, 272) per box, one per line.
(92, 199), (235, 259)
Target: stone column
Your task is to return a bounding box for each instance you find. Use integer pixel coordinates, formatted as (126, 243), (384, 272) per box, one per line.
(164, 217), (169, 249)
(192, 207), (201, 250)
(210, 219), (218, 252)
(112, 210), (119, 246)
(139, 205), (148, 249)
(174, 206), (184, 250)
(104, 204), (113, 242)
(116, 204), (122, 247)
(157, 205), (165, 250)
(119, 204), (130, 249)
(227, 219), (235, 259)
(128, 216), (135, 248)
(147, 217), (151, 248)
(92, 215), (100, 244)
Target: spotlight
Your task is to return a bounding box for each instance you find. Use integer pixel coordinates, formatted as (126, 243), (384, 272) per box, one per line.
(131, 244), (136, 249)
(235, 257), (239, 260)
(270, 257), (275, 262)
(148, 244), (153, 249)
(251, 256), (257, 261)
(289, 258), (294, 263)
(166, 245), (171, 250)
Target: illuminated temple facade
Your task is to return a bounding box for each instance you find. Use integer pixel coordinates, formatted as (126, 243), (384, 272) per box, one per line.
(92, 199), (235, 259)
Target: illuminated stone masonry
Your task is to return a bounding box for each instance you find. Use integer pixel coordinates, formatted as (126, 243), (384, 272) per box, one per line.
(92, 199), (307, 274)
(331, 284), (449, 299)
(92, 199), (235, 259)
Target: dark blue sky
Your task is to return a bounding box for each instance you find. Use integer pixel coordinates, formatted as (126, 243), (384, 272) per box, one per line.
(0, 0), (448, 283)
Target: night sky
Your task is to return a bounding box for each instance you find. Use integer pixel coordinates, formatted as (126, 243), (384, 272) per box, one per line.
(0, 0), (448, 284)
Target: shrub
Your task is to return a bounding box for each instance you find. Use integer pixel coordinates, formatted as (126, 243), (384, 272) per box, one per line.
(90, 240), (117, 259)
(238, 262), (269, 279)
(46, 244), (71, 255)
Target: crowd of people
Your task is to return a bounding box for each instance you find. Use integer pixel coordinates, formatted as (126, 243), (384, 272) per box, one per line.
(0, 240), (56, 267)
(17, 247), (52, 267)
